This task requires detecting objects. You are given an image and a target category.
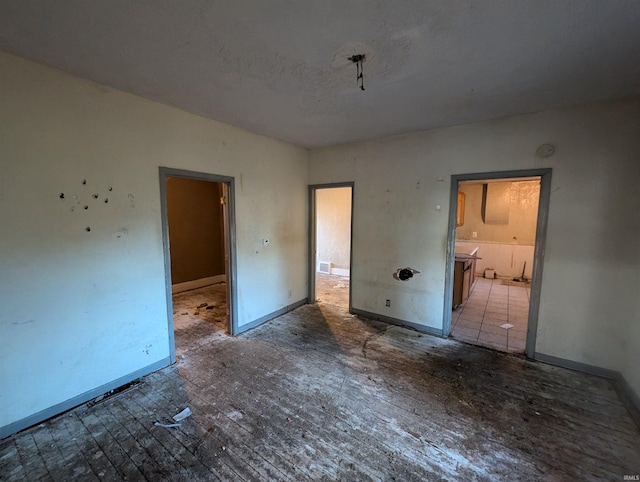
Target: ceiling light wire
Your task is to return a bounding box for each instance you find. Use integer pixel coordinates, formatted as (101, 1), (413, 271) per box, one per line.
(348, 54), (365, 91)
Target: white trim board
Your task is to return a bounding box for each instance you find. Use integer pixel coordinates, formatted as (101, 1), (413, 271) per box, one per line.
(172, 275), (225, 294)
(330, 267), (350, 277)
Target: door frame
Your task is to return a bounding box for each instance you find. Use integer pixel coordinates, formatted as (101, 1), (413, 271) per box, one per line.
(443, 168), (552, 358)
(159, 167), (239, 363)
(308, 182), (355, 312)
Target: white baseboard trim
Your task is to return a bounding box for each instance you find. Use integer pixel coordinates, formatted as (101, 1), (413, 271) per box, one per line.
(172, 275), (225, 294)
(330, 267), (350, 277)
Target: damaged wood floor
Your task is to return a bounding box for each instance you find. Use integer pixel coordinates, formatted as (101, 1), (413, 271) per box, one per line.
(2, 303), (639, 481)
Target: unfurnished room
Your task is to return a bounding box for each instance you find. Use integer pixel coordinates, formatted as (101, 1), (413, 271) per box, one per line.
(1, 1), (639, 480)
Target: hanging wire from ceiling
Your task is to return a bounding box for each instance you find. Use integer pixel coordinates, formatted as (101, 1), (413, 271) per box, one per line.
(348, 54), (365, 91)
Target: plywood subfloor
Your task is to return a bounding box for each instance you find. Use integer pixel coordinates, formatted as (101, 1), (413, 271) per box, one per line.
(2, 302), (639, 481)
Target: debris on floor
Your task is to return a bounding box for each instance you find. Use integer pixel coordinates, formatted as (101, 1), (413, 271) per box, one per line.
(197, 302), (208, 308)
(172, 407), (192, 422)
(154, 421), (181, 428)
(5, 299), (640, 481)
(153, 407), (191, 429)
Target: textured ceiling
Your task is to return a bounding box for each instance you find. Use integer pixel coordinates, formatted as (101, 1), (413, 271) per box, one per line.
(1, 1), (639, 148)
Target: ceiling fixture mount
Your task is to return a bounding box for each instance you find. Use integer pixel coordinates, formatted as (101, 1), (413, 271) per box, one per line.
(536, 144), (555, 158)
(348, 54), (366, 91)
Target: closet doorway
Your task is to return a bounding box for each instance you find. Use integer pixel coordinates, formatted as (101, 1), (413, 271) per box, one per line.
(160, 168), (237, 361)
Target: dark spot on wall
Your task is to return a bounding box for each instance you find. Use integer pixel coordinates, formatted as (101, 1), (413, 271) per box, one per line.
(59, 193), (65, 199)
(93, 193), (99, 199)
(108, 187), (113, 191)
(82, 179), (87, 185)
(86, 227), (91, 232)
(393, 267), (421, 281)
(104, 198), (109, 203)
(84, 205), (89, 210)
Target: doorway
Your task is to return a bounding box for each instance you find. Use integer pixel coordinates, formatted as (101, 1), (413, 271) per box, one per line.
(159, 168), (237, 362)
(309, 184), (354, 311)
(444, 169), (551, 357)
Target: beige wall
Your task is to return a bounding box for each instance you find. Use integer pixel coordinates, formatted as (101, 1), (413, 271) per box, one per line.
(167, 178), (225, 284)
(457, 181), (540, 245)
(316, 187), (351, 271)
(0, 51), (309, 435)
(310, 98), (640, 387)
(2, 47), (639, 435)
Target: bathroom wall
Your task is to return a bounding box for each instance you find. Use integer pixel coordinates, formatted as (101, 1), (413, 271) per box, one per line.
(455, 241), (534, 280)
(457, 180), (540, 245)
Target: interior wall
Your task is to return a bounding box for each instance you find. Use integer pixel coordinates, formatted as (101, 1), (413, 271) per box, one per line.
(457, 181), (540, 245)
(316, 187), (351, 273)
(309, 98), (640, 381)
(624, 291), (640, 405)
(167, 177), (224, 284)
(0, 51), (309, 435)
(455, 240), (534, 280)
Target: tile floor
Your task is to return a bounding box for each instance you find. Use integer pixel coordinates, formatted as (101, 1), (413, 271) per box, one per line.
(451, 277), (530, 353)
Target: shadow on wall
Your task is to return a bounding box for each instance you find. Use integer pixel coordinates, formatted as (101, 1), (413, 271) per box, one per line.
(166, 177), (225, 285)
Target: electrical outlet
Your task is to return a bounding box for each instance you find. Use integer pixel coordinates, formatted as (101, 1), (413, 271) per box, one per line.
(385, 299), (391, 307)
(472, 232), (477, 238)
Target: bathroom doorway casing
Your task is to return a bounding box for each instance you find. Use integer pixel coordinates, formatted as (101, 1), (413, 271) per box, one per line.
(443, 168), (552, 358)
(159, 167), (238, 363)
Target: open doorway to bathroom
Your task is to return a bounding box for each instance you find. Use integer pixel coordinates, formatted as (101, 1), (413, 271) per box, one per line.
(309, 184), (353, 311)
(160, 168), (237, 362)
(444, 169), (551, 357)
